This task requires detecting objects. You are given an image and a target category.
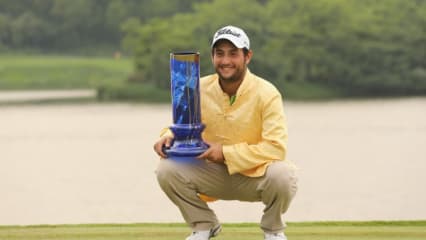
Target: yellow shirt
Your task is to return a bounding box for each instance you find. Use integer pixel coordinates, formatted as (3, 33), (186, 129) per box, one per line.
(200, 69), (288, 177)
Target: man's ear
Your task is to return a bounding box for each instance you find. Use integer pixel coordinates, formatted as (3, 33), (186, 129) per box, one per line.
(245, 50), (253, 64)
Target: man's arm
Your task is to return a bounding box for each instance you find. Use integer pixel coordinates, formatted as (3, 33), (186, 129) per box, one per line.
(223, 93), (287, 176)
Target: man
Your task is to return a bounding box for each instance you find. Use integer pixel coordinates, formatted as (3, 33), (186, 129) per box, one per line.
(153, 25), (298, 240)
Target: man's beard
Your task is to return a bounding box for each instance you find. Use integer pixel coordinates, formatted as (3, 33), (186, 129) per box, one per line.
(216, 65), (246, 83)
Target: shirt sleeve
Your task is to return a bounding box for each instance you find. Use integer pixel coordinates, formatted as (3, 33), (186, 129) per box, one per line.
(159, 127), (174, 138)
(222, 93), (288, 176)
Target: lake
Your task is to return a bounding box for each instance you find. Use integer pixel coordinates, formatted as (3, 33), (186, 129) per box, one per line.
(1, 98), (425, 225)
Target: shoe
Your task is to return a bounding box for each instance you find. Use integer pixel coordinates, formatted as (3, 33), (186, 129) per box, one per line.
(264, 232), (287, 240)
(185, 224), (222, 240)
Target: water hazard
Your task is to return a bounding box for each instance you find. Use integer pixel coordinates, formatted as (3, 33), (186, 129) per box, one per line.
(1, 98), (425, 225)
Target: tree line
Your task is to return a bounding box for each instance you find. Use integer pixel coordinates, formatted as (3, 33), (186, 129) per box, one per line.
(0, 0), (209, 53)
(124, 0), (426, 97)
(1, 0), (425, 97)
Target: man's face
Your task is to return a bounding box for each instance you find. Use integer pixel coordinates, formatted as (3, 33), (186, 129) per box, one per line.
(212, 40), (252, 83)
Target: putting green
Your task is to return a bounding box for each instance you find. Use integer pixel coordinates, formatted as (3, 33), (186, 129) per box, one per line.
(0, 221), (425, 240)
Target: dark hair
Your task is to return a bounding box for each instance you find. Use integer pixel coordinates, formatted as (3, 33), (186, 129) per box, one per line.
(242, 48), (249, 56)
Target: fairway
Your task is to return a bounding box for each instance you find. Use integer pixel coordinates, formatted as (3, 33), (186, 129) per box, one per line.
(0, 55), (132, 90)
(1, 221), (425, 240)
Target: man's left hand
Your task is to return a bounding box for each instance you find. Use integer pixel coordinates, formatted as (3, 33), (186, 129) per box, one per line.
(197, 140), (225, 163)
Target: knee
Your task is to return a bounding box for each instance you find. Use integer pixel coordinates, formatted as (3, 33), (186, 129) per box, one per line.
(264, 161), (298, 198)
(156, 160), (180, 186)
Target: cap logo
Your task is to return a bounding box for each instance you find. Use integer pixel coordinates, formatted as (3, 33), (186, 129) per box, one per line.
(216, 28), (241, 38)
(212, 26), (249, 49)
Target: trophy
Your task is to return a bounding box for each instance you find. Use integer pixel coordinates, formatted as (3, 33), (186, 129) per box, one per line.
(165, 52), (208, 163)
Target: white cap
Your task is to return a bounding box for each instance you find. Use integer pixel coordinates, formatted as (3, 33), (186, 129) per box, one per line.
(211, 25), (250, 49)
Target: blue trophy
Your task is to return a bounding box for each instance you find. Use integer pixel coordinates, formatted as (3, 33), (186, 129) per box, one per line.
(165, 52), (209, 163)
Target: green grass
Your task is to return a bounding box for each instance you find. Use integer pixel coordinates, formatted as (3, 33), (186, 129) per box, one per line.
(0, 55), (133, 90)
(0, 54), (419, 102)
(0, 54), (171, 103)
(0, 221), (425, 240)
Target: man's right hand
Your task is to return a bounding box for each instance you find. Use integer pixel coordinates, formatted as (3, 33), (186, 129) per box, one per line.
(153, 136), (174, 158)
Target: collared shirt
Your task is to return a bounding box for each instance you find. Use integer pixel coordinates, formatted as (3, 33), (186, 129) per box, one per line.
(200, 69), (288, 177)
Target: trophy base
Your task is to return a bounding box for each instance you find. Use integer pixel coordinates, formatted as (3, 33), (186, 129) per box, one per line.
(166, 123), (209, 164)
(166, 147), (207, 164)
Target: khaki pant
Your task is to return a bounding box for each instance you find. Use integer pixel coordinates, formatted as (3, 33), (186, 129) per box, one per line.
(156, 159), (298, 233)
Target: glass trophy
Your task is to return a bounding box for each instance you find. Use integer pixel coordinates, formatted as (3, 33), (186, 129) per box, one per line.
(165, 52), (208, 163)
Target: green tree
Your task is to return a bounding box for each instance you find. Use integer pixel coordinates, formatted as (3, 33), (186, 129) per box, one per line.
(8, 11), (52, 48)
(123, 0), (266, 89)
(263, 0), (426, 95)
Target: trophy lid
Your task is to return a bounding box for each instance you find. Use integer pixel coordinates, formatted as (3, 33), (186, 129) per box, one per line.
(170, 52), (199, 62)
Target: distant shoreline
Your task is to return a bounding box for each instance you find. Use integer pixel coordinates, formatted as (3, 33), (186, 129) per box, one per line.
(1, 89), (424, 105)
(0, 89), (96, 103)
